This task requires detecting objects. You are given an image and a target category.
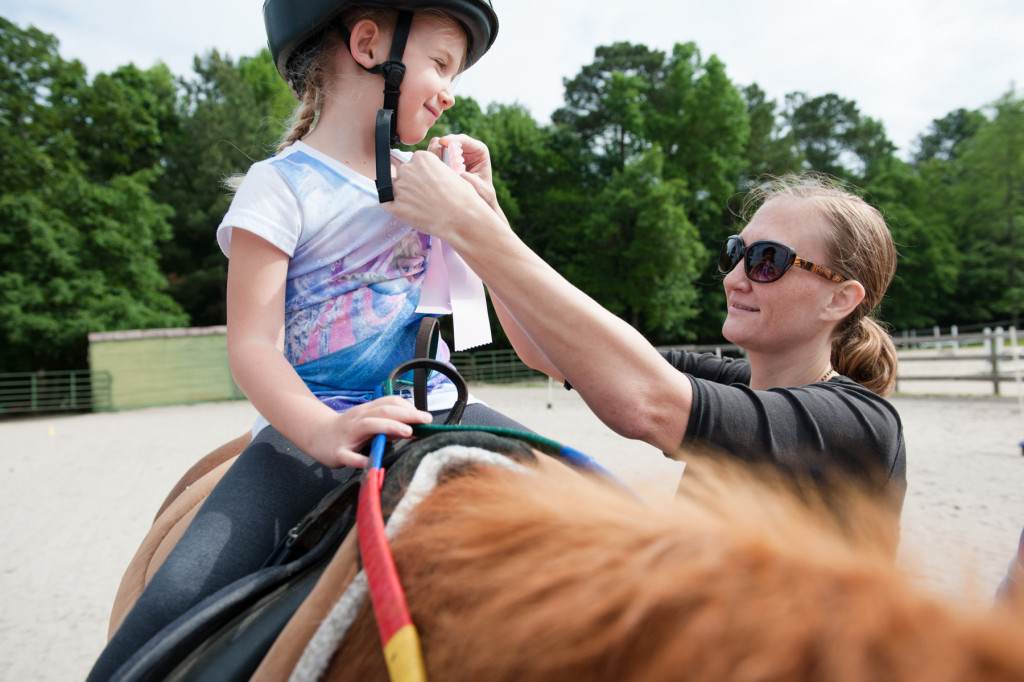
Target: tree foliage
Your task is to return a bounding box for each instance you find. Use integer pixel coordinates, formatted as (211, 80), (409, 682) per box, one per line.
(156, 48), (293, 327)
(0, 18), (186, 372)
(3, 15), (1024, 372)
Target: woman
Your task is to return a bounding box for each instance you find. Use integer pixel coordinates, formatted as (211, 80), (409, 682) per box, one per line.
(386, 141), (906, 510)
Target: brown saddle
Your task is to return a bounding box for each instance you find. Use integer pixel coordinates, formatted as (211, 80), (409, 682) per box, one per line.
(105, 425), (571, 681)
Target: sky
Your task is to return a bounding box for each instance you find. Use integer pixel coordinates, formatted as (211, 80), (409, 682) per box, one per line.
(5, 0), (1023, 158)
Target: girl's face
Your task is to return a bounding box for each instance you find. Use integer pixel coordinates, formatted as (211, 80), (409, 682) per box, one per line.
(395, 14), (467, 145)
(720, 197), (841, 354)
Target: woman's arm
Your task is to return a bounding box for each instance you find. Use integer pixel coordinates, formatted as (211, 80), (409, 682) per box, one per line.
(387, 148), (693, 453)
(225, 229), (431, 467)
(427, 135), (560, 378)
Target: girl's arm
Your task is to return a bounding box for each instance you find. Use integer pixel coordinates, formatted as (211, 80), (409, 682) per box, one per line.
(488, 292), (561, 379)
(225, 229), (431, 468)
(387, 147), (693, 453)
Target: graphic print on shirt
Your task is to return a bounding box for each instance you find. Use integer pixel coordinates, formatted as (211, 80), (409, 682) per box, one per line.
(266, 148), (437, 393)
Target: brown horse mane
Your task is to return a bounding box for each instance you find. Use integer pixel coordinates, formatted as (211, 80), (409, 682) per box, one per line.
(324, 454), (1024, 681)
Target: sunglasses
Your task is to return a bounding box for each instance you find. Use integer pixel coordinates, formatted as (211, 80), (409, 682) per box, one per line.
(717, 235), (847, 284)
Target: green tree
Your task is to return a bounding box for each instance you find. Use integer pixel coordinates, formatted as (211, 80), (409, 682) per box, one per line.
(0, 18), (186, 371)
(953, 90), (1024, 327)
(60, 63), (180, 181)
(740, 83), (803, 178)
(901, 108), (985, 327)
(861, 160), (960, 329)
(566, 150), (705, 341)
(549, 42), (751, 342)
(647, 44), (748, 227)
(553, 42), (664, 174)
(643, 43), (750, 341)
(784, 92), (896, 181)
(157, 48), (292, 326)
(912, 107), (986, 167)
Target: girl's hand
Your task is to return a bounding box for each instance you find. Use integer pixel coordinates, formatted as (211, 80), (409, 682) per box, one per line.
(428, 134), (493, 183)
(305, 396), (432, 469)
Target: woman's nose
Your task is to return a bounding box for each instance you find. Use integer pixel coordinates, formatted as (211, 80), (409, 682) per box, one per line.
(723, 260), (749, 290)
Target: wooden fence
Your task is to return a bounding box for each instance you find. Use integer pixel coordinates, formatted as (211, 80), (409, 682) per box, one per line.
(4, 326), (1023, 417)
(891, 326), (1024, 398)
(668, 327), (1024, 399)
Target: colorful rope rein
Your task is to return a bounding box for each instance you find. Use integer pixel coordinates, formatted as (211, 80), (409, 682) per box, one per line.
(357, 388), (427, 682)
(356, 367), (636, 682)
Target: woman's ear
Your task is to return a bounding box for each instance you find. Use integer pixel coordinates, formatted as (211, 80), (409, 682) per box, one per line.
(348, 19), (385, 70)
(824, 280), (866, 321)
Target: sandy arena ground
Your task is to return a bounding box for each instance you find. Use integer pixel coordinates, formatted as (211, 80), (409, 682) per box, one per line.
(2, 380), (1023, 681)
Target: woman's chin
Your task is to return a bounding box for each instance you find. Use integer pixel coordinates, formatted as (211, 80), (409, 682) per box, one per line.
(721, 319), (748, 348)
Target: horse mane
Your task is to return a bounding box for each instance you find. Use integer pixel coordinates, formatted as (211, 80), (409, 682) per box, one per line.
(328, 454), (1024, 681)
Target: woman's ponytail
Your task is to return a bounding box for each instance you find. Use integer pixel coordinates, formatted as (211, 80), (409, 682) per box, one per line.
(833, 317), (898, 397)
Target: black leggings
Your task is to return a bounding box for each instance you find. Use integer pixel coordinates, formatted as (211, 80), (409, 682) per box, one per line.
(87, 403), (526, 681)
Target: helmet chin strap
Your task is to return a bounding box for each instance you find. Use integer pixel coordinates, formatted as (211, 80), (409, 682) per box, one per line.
(344, 10), (414, 203)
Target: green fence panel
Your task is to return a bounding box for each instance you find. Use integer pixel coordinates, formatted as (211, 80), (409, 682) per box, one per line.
(0, 369), (111, 416)
(449, 349), (546, 383)
(0, 328), (547, 417)
(88, 327), (243, 411)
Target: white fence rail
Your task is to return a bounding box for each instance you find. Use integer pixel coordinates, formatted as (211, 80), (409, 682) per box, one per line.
(892, 326), (1024, 402)
(669, 326), (1024, 401)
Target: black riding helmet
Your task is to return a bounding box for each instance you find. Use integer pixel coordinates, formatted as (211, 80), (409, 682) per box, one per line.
(262, 0), (498, 203)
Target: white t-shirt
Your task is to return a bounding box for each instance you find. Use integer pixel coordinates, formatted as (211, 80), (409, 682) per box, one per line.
(218, 141), (466, 431)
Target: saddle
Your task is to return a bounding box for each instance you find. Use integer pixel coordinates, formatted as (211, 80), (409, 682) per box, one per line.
(105, 343), (619, 681)
(108, 317), (455, 637)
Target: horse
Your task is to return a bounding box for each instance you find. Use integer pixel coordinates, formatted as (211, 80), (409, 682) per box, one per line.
(307, 453), (1024, 682)
(101, 382), (1024, 679)
(106, 426), (1024, 682)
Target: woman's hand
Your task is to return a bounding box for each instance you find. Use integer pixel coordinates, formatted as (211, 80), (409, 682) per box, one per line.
(388, 134), (509, 237)
(303, 396), (433, 469)
(386, 148), (489, 238)
(427, 134), (493, 184)
(433, 134), (507, 221)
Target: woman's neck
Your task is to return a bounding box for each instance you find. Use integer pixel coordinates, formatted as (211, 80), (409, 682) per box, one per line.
(745, 345), (834, 390)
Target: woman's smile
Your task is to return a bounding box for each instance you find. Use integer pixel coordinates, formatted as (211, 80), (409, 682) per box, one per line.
(729, 299), (759, 313)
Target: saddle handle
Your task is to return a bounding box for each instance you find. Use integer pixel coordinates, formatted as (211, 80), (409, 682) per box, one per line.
(387, 358), (468, 425)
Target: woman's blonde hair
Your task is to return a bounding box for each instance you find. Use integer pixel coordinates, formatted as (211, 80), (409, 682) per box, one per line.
(741, 173), (899, 397)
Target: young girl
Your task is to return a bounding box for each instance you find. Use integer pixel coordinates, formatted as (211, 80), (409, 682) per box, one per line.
(89, 1), (512, 678)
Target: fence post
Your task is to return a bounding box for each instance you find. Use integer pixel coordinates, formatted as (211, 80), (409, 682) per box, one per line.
(990, 327), (1002, 396)
(1012, 327), (1023, 412)
(951, 325), (959, 356)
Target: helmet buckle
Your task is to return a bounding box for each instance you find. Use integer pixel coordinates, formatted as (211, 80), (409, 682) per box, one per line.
(381, 60), (406, 91)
